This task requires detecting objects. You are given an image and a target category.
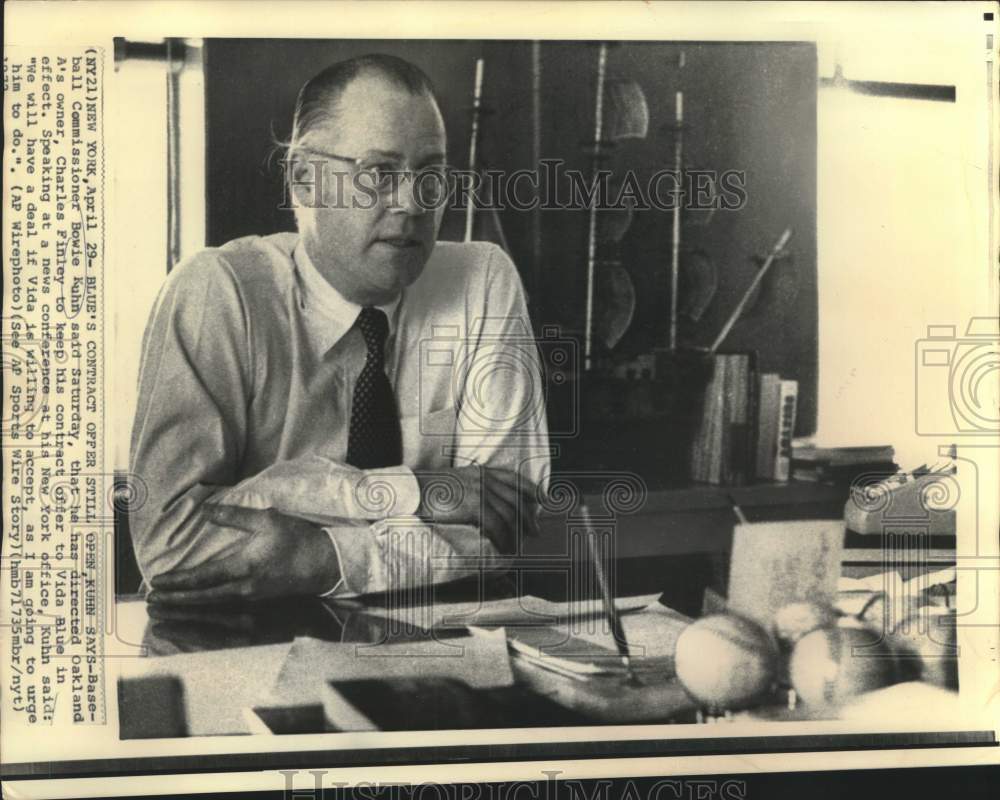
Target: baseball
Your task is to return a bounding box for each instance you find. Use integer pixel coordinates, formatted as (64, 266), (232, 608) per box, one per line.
(675, 613), (779, 709)
(789, 617), (899, 707)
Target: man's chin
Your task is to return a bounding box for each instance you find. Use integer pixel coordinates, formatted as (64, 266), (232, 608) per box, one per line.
(369, 244), (430, 288)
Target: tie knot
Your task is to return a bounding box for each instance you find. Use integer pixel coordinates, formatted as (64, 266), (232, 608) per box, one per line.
(356, 307), (389, 357)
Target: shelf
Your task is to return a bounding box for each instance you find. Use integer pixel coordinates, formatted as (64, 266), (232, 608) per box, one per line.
(539, 479), (846, 518)
(532, 480), (847, 559)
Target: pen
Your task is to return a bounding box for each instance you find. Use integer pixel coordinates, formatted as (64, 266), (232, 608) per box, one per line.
(581, 503), (636, 682)
(727, 494), (749, 525)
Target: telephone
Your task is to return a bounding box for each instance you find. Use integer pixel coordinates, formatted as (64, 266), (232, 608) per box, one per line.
(844, 466), (957, 536)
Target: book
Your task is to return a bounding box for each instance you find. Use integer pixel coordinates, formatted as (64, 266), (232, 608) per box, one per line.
(755, 373), (782, 480)
(689, 353), (757, 485)
(690, 356), (721, 481)
(774, 379), (798, 481)
(727, 354), (753, 486)
(790, 441), (897, 485)
(741, 354), (759, 486)
(791, 443), (896, 465)
(793, 459), (898, 485)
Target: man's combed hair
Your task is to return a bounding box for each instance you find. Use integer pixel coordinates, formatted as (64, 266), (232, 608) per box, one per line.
(290, 53), (441, 146)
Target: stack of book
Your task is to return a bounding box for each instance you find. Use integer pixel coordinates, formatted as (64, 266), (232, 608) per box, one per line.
(689, 362), (896, 487)
(690, 353), (756, 485)
(790, 442), (897, 485)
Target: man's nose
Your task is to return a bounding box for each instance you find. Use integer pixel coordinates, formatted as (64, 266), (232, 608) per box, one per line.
(386, 173), (426, 216)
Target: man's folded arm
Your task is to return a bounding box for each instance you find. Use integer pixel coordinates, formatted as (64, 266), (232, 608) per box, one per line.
(129, 247), (542, 597)
(127, 254), (419, 586)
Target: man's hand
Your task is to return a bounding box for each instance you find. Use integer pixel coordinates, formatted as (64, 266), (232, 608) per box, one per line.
(414, 466), (542, 554)
(147, 505), (340, 605)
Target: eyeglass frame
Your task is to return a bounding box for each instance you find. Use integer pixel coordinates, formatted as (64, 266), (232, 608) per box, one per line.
(289, 145), (457, 209)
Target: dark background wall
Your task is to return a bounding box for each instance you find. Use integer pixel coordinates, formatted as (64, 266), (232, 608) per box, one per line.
(203, 39), (817, 456)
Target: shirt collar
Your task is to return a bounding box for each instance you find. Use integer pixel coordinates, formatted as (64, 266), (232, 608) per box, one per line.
(294, 240), (401, 353)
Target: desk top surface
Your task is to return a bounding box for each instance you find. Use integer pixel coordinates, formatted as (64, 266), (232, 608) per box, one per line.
(118, 553), (721, 654)
(115, 564), (714, 737)
(114, 546), (957, 738)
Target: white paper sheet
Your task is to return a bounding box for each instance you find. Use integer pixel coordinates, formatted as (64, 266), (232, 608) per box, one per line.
(268, 628), (514, 707)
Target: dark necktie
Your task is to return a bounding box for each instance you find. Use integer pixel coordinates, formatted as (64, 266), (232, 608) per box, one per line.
(346, 307), (402, 469)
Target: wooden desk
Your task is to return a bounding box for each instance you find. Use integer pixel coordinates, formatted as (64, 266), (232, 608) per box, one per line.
(115, 585), (700, 737)
(115, 482), (957, 738)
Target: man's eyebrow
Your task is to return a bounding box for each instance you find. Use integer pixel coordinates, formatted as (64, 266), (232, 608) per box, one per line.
(363, 149), (405, 161)
(362, 149), (448, 165)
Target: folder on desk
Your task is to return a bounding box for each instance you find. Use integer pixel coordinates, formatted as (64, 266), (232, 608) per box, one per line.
(119, 641), (293, 736)
(268, 627), (514, 709)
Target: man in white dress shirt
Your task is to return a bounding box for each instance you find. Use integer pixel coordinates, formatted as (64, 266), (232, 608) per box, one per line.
(132, 54), (550, 603)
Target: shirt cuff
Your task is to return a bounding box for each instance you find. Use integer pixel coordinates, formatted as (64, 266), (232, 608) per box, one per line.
(320, 522), (372, 597)
(323, 517), (509, 599)
(318, 527), (346, 597)
(354, 465), (421, 518)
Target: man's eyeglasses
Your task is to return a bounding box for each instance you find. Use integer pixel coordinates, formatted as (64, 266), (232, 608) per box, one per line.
(294, 146), (455, 209)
